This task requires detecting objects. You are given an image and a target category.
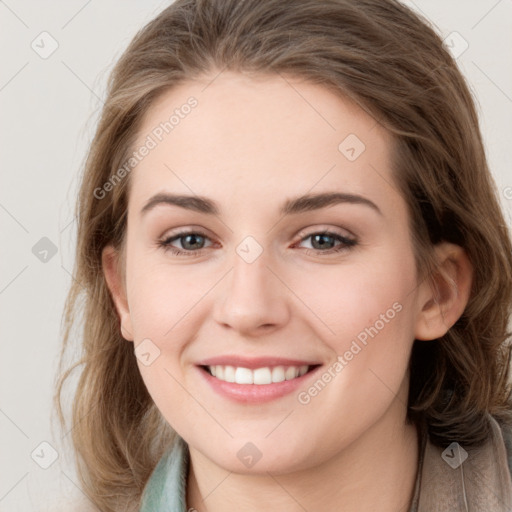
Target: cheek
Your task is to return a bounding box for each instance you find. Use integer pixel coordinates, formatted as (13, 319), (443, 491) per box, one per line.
(125, 258), (198, 425)
(293, 246), (417, 353)
(291, 245), (418, 415)
(315, 246), (418, 407)
(126, 254), (208, 341)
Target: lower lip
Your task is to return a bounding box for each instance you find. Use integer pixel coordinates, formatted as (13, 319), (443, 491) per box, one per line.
(197, 365), (322, 403)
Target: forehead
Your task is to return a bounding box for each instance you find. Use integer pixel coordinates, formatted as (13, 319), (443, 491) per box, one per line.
(129, 71), (398, 214)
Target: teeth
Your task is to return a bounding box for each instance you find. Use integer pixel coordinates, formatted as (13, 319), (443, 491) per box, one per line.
(253, 367), (272, 385)
(285, 366), (297, 380)
(272, 366), (286, 383)
(235, 367), (253, 384)
(207, 364), (310, 384)
(224, 365), (235, 382)
(298, 365), (308, 377)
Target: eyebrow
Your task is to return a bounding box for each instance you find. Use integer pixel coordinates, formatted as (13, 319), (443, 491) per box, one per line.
(140, 191), (382, 217)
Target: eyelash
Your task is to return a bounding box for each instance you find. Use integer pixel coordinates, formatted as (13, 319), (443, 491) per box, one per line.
(157, 229), (358, 257)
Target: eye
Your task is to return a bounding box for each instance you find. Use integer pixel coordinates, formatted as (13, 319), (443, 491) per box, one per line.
(295, 230), (357, 255)
(157, 230), (213, 256)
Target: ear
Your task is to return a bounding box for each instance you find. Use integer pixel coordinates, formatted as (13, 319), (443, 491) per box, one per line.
(414, 242), (473, 341)
(102, 244), (134, 341)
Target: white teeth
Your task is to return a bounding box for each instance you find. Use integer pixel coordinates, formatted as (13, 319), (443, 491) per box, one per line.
(235, 367), (253, 384)
(207, 365), (310, 384)
(223, 365), (235, 383)
(284, 366), (297, 380)
(271, 366), (286, 383)
(253, 367), (272, 385)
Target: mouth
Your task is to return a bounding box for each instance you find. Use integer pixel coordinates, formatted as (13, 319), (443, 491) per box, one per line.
(199, 364), (321, 384)
(195, 357), (323, 403)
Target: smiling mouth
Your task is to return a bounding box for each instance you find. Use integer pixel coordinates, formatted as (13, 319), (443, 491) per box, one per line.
(200, 364), (321, 385)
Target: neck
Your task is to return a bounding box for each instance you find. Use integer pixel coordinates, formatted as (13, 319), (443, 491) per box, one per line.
(186, 402), (420, 512)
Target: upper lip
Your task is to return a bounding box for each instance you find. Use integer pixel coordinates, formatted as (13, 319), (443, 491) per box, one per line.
(196, 355), (322, 369)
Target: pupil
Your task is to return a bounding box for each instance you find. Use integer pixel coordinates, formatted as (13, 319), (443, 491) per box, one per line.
(313, 234), (334, 249)
(184, 234), (203, 250)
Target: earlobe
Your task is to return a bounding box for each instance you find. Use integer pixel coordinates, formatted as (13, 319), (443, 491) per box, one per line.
(414, 242), (473, 341)
(102, 245), (134, 341)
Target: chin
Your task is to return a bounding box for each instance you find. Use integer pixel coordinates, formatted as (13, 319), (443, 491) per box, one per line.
(195, 436), (318, 475)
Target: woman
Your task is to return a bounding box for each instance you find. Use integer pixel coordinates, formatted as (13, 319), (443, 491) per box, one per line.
(55, 0), (512, 510)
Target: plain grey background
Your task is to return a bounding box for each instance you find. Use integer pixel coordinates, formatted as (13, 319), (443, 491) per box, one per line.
(1, 1), (511, 510)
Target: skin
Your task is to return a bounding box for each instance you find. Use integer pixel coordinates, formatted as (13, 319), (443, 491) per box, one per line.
(103, 71), (473, 511)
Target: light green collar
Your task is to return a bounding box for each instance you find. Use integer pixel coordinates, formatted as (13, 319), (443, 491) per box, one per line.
(139, 436), (189, 512)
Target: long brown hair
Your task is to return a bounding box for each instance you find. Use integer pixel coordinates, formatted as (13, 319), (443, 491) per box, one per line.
(55, 0), (512, 510)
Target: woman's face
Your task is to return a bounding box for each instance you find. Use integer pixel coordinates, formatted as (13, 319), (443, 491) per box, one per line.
(105, 71), (429, 473)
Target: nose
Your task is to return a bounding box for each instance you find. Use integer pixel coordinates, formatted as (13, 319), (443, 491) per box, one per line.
(212, 248), (291, 337)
